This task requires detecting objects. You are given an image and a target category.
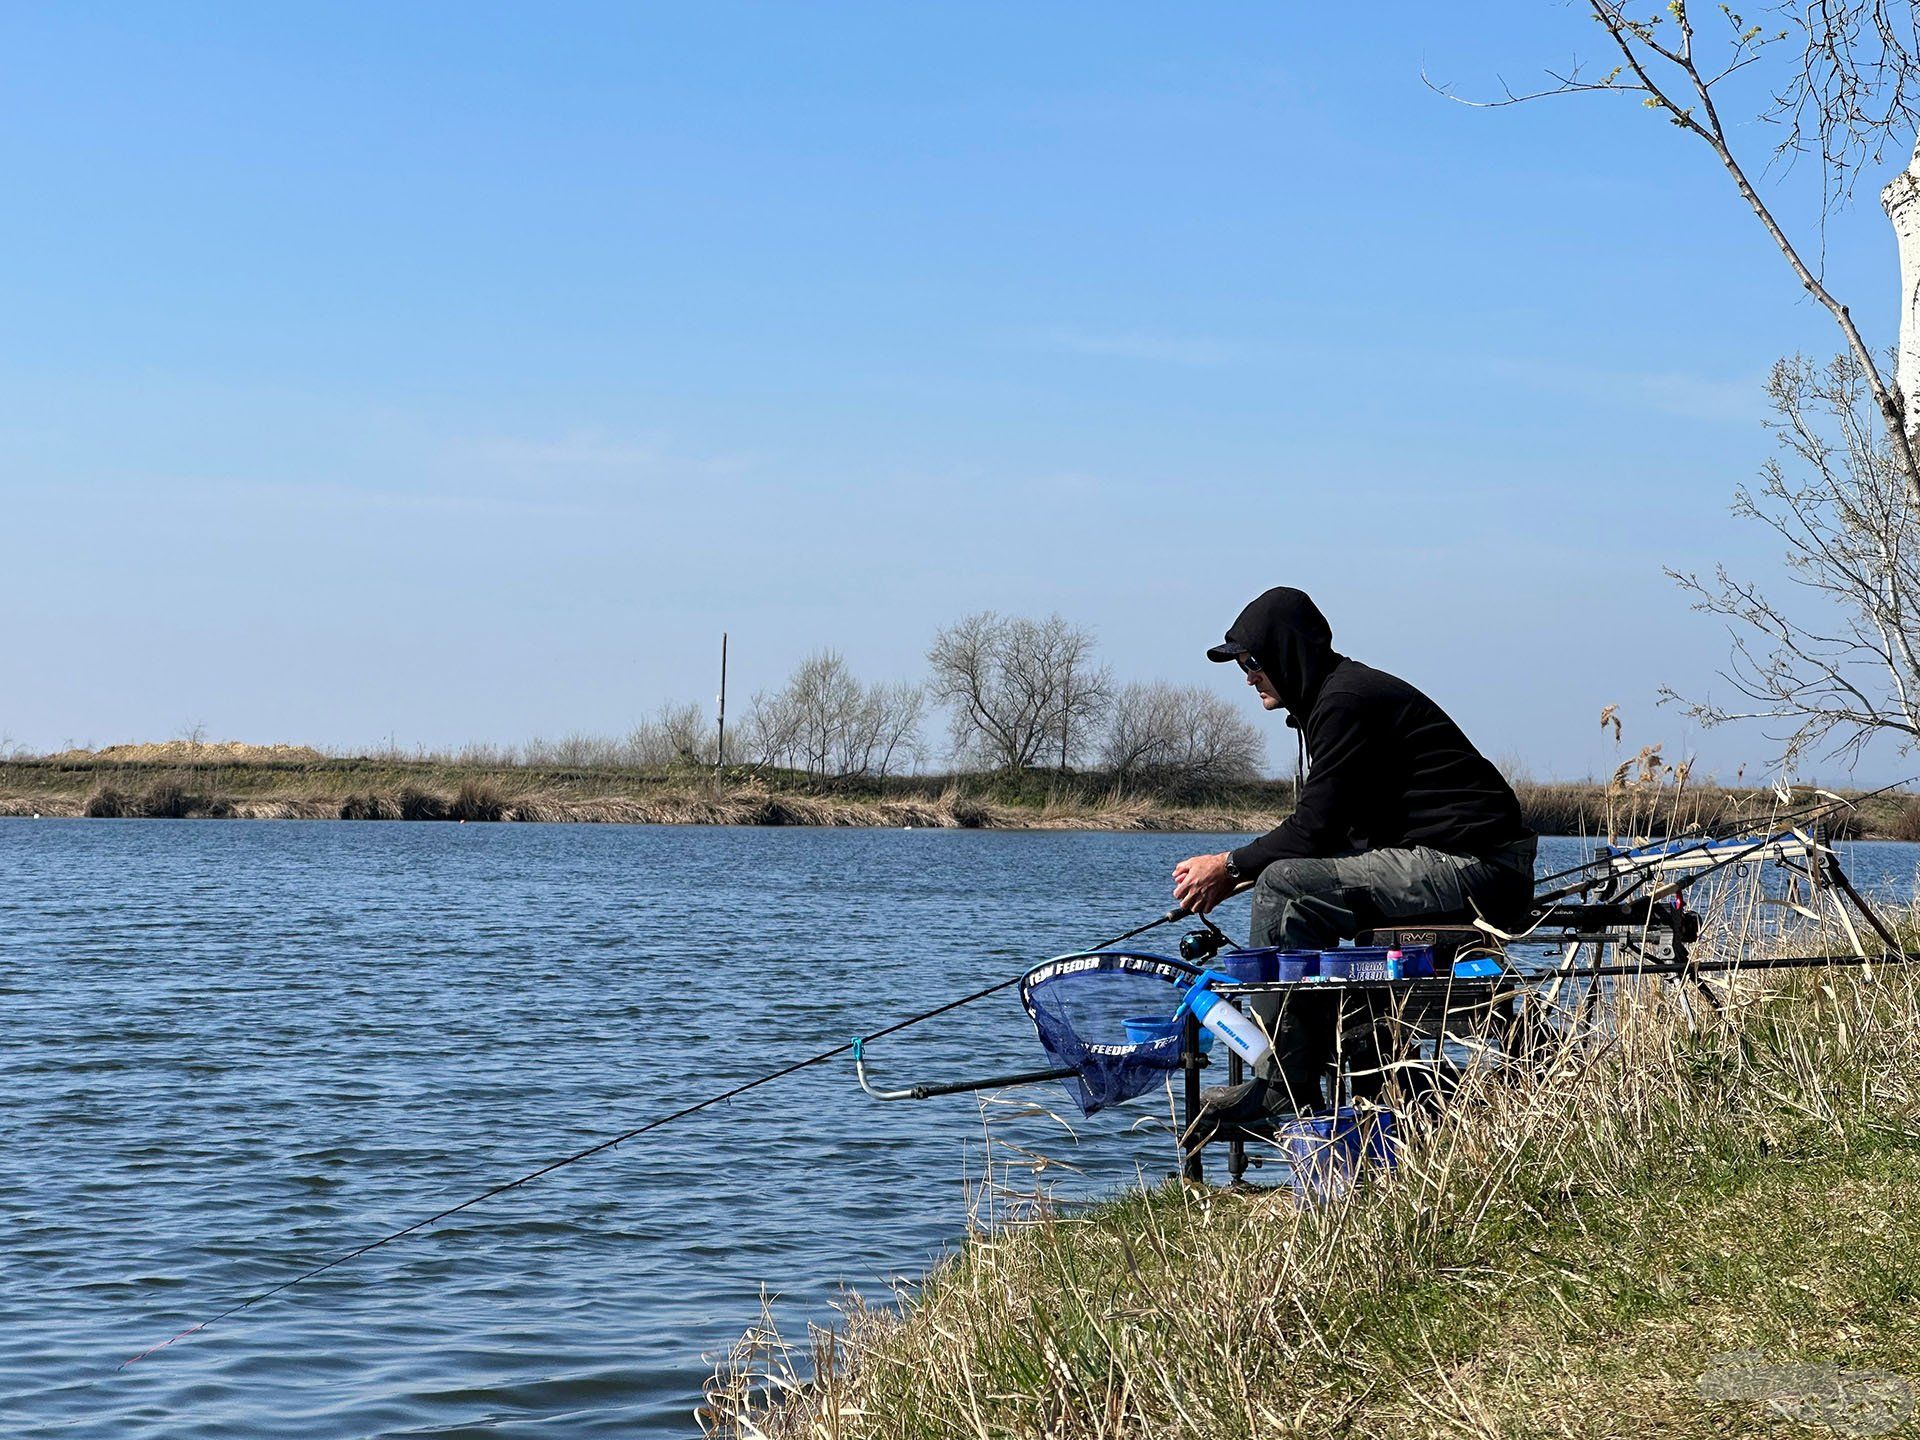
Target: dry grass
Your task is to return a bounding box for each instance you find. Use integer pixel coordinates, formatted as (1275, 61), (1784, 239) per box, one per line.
(704, 899), (1920, 1439)
(1888, 798), (1920, 844)
(2, 753), (1914, 838)
(0, 765), (1292, 832)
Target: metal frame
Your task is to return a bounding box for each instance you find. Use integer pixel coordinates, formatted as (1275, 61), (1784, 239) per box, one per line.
(1178, 835), (1913, 1185)
(1179, 973), (1510, 1183)
(849, 823), (1912, 1192)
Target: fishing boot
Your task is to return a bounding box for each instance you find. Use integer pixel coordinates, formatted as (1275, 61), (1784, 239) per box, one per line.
(1180, 1075), (1314, 1152)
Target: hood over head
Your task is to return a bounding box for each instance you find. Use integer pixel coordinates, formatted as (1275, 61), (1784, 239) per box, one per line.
(1207, 587), (1339, 715)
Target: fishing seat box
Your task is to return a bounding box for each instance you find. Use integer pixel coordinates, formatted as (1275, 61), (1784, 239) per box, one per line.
(1354, 917), (1499, 972)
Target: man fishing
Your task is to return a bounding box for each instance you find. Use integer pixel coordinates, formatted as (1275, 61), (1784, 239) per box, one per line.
(1172, 586), (1535, 1124)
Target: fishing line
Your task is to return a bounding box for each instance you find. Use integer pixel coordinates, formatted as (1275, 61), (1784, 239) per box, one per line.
(120, 902), (1195, 1369)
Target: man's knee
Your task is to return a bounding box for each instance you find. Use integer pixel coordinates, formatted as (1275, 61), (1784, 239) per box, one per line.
(1253, 856), (1337, 903)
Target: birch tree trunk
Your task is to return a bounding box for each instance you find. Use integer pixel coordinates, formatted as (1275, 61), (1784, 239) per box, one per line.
(1883, 141), (1920, 457)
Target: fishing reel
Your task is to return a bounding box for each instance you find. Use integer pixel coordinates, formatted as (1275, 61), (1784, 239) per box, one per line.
(1179, 927), (1229, 964)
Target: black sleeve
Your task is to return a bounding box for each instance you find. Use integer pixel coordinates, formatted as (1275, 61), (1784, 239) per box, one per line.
(1228, 694), (1381, 874)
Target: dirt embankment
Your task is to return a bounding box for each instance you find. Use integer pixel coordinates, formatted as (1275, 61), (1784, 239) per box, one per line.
(47, 741), (326, 765)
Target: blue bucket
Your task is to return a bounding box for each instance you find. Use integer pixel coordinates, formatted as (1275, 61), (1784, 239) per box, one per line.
(1217, 948), (1280, 984)
(1318, 949), (1353, 980)
(1277, 1107), (1398, 1203)
(1275, 949), (1318, 982)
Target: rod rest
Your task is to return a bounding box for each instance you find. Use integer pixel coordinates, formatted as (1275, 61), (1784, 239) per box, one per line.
(1526, 901), (1701, 940)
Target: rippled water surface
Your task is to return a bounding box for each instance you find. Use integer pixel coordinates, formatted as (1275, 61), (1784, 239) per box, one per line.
(4, 821), (1917, 1438)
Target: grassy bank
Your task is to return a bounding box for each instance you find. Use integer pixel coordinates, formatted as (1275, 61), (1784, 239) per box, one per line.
(3, 748), (1918, 837)
(0, 755), (1289, 830)
(706, 943), (1920, 1438)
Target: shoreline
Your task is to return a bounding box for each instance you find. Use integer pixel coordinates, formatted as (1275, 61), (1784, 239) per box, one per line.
(0, 789), (1282, 832)
(707, 941), (1920, 1438)
(0, 757), (1285, 830)
(3, 757), (1915, 837)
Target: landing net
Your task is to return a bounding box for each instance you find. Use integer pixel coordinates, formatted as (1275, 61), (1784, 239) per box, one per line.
(1019, 950), (1199, 1114)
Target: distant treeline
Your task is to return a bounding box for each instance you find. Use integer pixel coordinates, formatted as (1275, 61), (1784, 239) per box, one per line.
(365, 611), (1270, 801)
(13, 608), (1920, 835)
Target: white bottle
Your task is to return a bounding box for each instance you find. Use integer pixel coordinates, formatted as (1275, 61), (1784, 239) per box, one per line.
(1183, 984), (1274, 1067)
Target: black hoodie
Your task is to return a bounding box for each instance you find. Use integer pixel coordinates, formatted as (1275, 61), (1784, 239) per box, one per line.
(1210, 588), (1527, 874)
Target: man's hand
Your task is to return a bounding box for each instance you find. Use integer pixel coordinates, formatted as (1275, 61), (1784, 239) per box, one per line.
(1171, 852), (1235, 915)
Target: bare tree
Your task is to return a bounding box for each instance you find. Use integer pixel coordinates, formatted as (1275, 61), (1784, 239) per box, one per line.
(1101, 682), (1185, 782)
(744, 651), (923, 781)
(927, 612), (1110, 772)
(741, 689), (801, 775)
(1437, 3), (1919, 483)
(547, 732), (615, 768)
(863, 680), (927, 778)
(1443, 2), (1920, 765)
(607, 702), (716, 770)
(655, 702), (715, 766)
(1667, 354), (1920, 762)
(1048, 622), (1108, 773)
(1100, 682), (1265, 793)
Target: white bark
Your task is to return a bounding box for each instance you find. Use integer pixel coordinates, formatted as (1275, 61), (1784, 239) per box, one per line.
(1882, 139), (1920, 451)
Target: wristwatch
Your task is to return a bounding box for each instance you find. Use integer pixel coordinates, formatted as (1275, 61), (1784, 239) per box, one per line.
(1223, 851), (1244, 883)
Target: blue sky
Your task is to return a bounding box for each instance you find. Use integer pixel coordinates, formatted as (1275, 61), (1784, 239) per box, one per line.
(2, 2), (1906, 780)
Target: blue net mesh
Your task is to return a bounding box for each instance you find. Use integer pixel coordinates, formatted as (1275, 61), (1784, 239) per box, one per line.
(1019, 951), (1199, 1114)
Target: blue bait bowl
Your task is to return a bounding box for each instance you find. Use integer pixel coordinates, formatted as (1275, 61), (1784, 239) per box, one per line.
(1276, 950), (1319, 982)
(1217, 948), (1280, 984)
(1124, 1014), (1213, 1051)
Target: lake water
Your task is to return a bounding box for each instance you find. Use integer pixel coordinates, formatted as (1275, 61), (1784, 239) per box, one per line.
(5, 821), (1917, 1438)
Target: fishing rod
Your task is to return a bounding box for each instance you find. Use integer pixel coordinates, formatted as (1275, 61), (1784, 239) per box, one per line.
(119, 900), (1200, 1370)
(1518, 947), (1916, 982)
(1530, 812), (1863, 929)
(1528, 781), (1867, 894)
(1525, 784), (1839, 890)
(1530, 776), (1917, 906)
(1528, 777), (1920, 892)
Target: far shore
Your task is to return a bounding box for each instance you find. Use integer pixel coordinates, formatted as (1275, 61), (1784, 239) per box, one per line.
(2, 748), (1916, 839)
(0, 759), (1285, 832)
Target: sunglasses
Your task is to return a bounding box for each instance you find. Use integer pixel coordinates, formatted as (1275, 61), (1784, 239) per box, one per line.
(1235, 654), (1264, 676)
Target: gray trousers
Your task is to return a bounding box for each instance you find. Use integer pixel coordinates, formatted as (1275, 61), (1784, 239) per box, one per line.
(1248, 838), (1537, 950)
(1245, 837), (1536, 1111)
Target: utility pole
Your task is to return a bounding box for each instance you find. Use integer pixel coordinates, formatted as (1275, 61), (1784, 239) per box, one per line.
(716, 632), (728, 777)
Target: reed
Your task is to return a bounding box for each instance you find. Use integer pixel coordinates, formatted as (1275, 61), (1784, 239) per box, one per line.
(395, 785), (449, 822)
(5, 755), (1915, 837)
(83, 785), (132, 818)
(339, 792), (401, 821)
(1889, 797), (1920, 844)
(137, 779), (227, 819)
(448, 778), (508, 822)
(704, 897), (1920, 1439)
